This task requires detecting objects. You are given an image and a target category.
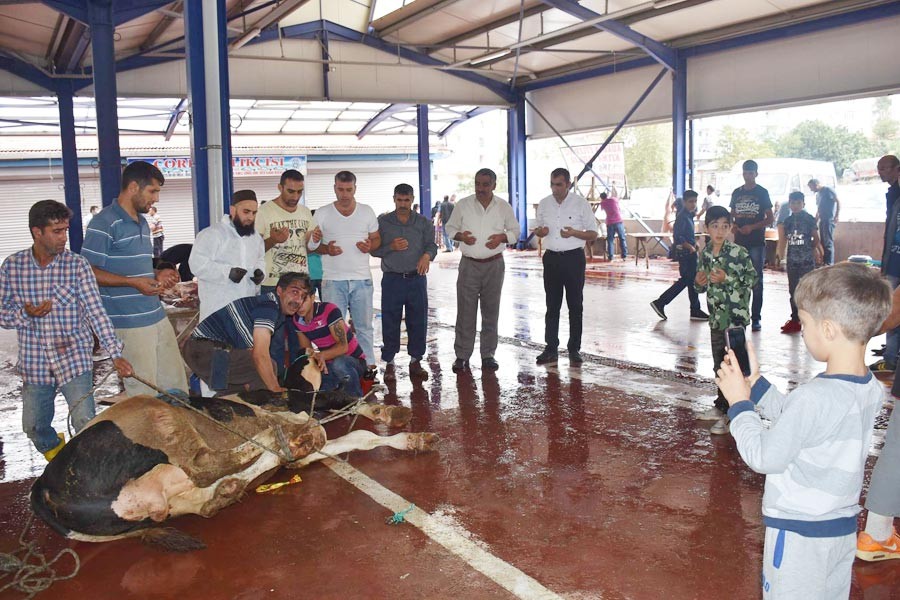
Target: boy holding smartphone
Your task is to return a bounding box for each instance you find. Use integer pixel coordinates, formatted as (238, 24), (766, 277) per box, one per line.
(716, 263), (891, 599)
(695, 206), (758, 434)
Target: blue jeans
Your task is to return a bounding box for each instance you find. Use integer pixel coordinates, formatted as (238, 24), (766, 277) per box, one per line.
(322, 279), (375, 365)
(381, 273), (428, 362)
(607, 222), (628, 258)
(321, 354), (365, 397)
(885, 275), (900, 366)
(657, 254), (700, 314)
(747, 245), (765, 322)
(22, 370), (94, 453)
(819, 219), (835, 265)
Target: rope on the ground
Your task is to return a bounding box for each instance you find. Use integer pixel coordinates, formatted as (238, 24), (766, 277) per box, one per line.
(385, 504), (415, 525)
(0, 513), (80, 599)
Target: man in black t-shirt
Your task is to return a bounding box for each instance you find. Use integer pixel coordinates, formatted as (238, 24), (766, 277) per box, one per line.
(730, 159), (773, 332)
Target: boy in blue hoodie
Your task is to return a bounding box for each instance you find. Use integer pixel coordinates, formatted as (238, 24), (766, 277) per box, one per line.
(717, 262), (891, 599)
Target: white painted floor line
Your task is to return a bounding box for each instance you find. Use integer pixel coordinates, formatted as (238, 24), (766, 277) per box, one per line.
(543, 365), (887, 457)
(325, 459), (563, 600)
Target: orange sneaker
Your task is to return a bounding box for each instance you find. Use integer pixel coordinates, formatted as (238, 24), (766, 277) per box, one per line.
(856, 529), (900, 562)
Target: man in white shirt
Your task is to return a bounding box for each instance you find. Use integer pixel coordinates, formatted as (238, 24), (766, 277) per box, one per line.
(533, 168), (598, 366)
(307, 171), (381, 373)
(255, 169), (315, 293)
(444, 168), (520, 373)
(190, 189), (266, 321)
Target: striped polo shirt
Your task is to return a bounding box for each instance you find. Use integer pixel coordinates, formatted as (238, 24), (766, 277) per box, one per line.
(292, 302), (365, 361)
(82, 202), (165, 329)
(191, 293), (283, 349)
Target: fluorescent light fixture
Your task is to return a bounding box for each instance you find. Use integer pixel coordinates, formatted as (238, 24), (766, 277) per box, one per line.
(508, 1), (654, 50)
(469, 49), (512, 66)
(653, 0), (688, 8)
(231, 28), (261, 50)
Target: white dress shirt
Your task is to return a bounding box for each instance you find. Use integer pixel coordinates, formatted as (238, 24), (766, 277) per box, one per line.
(534, 192), (598, 252)
(444, 194), (520, 259)
(190, 215), (266, 320)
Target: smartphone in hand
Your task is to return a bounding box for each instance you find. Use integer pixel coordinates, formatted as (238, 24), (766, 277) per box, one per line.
(725, 327), (752, 376)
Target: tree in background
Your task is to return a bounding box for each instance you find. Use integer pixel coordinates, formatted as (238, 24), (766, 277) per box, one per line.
(777, 119), (876, 175)
(715, 125), (776, 171)
(622, 123), (671, 189)
(873, 96), (899, 154)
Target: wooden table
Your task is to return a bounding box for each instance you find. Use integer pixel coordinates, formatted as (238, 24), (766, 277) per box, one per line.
(631, 232), (709, 268)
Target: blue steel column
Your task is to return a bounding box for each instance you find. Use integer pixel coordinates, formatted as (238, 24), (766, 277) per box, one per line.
(57, 80), (83, 252)
(216, 0), (233, 206)
(507, 94), (527, 246)
(416, 105), (432, 217)
(185, 0), (211, 231)
(87, 0), (121, 205)
(672, 51), (687, 197)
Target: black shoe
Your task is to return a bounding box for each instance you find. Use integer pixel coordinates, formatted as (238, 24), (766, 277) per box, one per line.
(536, 348), (558, 365)
(481, 357), (499, 371)
(383, 363), (396, 382)
(873, 345), (886, 357)
(409, 359), (428, 381)
(650, 300), (666, 320)
(752, 320), (762, 332)
(569, 351), (583, 365)
(690, 310), (709, 321)
(452, 358), (470, 373)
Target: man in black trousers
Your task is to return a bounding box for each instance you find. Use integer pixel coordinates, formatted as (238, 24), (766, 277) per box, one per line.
(533, 168), (599, 365)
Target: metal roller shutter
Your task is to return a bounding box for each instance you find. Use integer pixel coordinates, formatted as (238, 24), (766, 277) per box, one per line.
(305, 161), (419, 216)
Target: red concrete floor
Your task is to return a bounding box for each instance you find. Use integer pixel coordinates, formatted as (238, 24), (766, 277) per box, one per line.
(0, 250), (898, 599)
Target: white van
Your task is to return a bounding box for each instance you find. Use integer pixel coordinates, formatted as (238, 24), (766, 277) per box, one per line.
(719, 158), (837, 220)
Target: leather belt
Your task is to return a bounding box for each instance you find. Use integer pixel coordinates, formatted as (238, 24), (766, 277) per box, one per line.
(544, 248), (584, 255)
(463, 254), (503, 264)
(386, 271), (422, 278)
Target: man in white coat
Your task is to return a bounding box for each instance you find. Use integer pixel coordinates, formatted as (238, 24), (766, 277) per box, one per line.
(190, 189), (266, 321)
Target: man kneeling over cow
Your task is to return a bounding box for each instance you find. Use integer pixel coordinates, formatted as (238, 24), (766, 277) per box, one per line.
(182, 272), (307, 394)
(183, 272), (370, 398)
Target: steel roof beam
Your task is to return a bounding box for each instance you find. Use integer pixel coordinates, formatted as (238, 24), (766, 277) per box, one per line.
(319, 21), (515, 103)
(140, 0), (182, 52)
(54, 19), (90, 72)
(540, 0), (675, 70)
(376, 0), (465, 37)
(357, 103), (413, 139)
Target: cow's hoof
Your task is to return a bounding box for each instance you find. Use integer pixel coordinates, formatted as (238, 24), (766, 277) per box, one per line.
(408, 432), (439, 452)
(366, 405), (412, 428)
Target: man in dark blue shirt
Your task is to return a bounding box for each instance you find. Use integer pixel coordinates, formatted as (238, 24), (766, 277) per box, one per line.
(730, 160), (773, 332)
(651, 191), (709, 322)
(808, 178), (839, 266)
(182, 272), (308, 394)
(777, 191), (822, 334)
(874, 155), (900, 372)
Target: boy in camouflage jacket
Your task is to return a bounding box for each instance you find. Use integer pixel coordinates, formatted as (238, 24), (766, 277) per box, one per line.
(694, 205), (758, 434)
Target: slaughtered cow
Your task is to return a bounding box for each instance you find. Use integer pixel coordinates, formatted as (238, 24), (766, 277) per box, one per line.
(30, 382), (437, 550)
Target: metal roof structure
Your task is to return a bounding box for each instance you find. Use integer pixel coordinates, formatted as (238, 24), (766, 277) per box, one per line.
(1, 0), (898, 140)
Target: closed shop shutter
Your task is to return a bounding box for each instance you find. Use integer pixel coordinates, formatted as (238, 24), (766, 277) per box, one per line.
(0, 178), (71, 261)
(152, 178), (196, 248)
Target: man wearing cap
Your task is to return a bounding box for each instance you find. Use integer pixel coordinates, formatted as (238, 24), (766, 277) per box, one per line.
(370, 183), (438, 382)
(730, 159), (773, 332)
(190, 189), (266, 321)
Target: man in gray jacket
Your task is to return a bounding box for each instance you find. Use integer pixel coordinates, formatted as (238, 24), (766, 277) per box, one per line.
(371, 184), (438, 382)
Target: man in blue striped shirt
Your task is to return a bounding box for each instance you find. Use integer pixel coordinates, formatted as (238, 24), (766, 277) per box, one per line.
(0, 200), (133, 460)
(82, 161), (187, 396)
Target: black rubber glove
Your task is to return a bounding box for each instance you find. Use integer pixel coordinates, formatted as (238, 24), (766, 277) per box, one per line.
(250, 269), (265, 285)
(228, 267), (247, 283)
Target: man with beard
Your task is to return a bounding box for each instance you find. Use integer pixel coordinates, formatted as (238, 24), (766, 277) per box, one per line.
(256, 169), (314, 292)
(0, 200), (133, 460)
(83, 161), (186, 397)
(190, 189), (266, 321)
(182, 272), (308, 393)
